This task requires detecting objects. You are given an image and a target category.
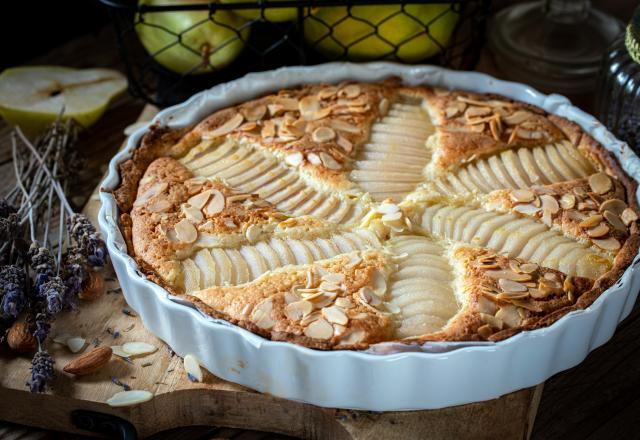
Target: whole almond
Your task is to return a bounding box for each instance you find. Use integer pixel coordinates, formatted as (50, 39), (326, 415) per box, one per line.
(7, 321), (36, 354)
(63, 346), (113, 376)
(79, 271), (106, 301)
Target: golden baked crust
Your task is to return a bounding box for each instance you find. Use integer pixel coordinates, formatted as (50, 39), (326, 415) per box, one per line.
(111, 81), (640, 350)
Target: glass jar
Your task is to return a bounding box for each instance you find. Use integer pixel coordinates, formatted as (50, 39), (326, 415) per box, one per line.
(596, 6), (640, 152)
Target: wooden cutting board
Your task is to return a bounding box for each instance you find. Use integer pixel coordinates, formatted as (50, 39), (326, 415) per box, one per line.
(0, 105), (543, 439)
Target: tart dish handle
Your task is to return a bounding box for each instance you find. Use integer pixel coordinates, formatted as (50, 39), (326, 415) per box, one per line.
(71, 409), (138, 440)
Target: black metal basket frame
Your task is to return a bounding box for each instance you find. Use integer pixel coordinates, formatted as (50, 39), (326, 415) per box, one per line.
(100, 0), (491, 107)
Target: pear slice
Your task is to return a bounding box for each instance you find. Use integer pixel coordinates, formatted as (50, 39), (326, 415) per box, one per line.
(0, 66), (127, 136)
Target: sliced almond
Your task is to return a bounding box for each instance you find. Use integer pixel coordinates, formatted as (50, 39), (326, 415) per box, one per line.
(111, 345), (131, 358)
(578, 214), (603, 228)
(183, 354), (203, 382)
(251, 299), (275, 330)
(519, 263), (539, 273)
(122, 341), (158, 356)
(336, 136), (353, 153)
(604, 210), (627, 232)
(559, 193), (576, 209)
(485, 269), (531, 282)
(261, 120), (276, 138)
(370, 270), (387, 297)
(331, 119), (361, 134)
(304, 318), (333, 340)
(592, 236), (621, 251)
(588, 173), (613, 195)
(181, 204), (204, 223)
(312, 126), (336, 143)
(335, 297), (354, 309)
(175, 219), (198, 244)
(587, 222), (610, 238)
(299, 95), (321, 120)
(477, 324), (493, 339)
(539, 194), (560, 214)
(342, 84), (361, 98)
(243, 104), (267, 121)
(307, 153), (322, 165)
(285, 300), (313, 321)
(318, 86), (338, 100)
(322, 306), (348, 325)
(319, 152), (341, 170)
(621, 207), (638, 225)
(501, 110), (531, 125)
(513, 203), (540, 216)
(498, 278), (527, 293)
(357, 287), (380, 307)
(510, 189), (535, 203)
(479, 312), (504, 330)
(495, 305), (522, 328)
(204, 113), (244, 138)
(600, 198), (627, 215)
(204, 190), (225, 216)
(188, 190), (212, 210)
(322, 272), (345, 284)
(465, 106), (491, 119)
(285, 151), (304, 167)
(338, 329), (365, 345)
(107, 390), (153, 407)
(148, 198), (172, 213)
(379, 98), (390, 115)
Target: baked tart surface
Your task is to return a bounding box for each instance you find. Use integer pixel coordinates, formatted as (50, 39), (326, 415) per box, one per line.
(113, 80), (640, 350)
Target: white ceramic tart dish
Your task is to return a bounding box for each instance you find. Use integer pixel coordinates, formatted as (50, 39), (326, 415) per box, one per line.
(99, 63), (640, 410)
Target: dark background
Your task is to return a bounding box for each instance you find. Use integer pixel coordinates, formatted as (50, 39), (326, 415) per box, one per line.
(1, 0), (637, 70)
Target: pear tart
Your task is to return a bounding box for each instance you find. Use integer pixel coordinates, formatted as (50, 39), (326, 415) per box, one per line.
(114, 80), (640, 350)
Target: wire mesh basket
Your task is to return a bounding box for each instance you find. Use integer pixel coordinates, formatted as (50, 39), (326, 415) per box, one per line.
(100, 0), (491, 107)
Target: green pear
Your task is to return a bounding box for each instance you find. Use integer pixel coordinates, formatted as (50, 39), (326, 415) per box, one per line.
(304, 4), (459, 62)
(136, 0), (250, 75)
(0, 66), (127, 136)
(221, 0), (297, 22)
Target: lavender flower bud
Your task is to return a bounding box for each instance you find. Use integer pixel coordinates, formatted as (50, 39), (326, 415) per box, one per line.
(62, 245), (86, 304)
(0, 265), (26, 319)
(39, 277), (65, 315)
(32, 313), (50, 346)
(29, 350), (55, 393)
(67, 214), (108, 268)
(0, 213), (19, 242)
(28, 242), (55, 290)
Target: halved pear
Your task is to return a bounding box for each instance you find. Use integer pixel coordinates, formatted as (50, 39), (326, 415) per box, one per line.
(0, 66), (127, 136)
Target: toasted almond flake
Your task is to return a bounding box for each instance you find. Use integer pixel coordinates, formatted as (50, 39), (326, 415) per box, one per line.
(477, 324), (493, 339)
(319, 152), (341, 170)
(519, 263), (539, 273)
(322, 272), (345, 284)
(465, 106), (491, 119)
(485, 269), (531, 282)
(539, 194), (560, 214)
(312, 126), (336, 143)
(469, 122), (485, 132)
(479, 313), (504, 330)
(379, 98), (390, 115)
(445, 104), (462, 118)
(322, 306), (348, 325)
(358, 287), (380, 306)
(66, 337), (86, 353)
(335, 297), (354, 309)
(204, 113), (244, 138)
(188, 191), (212, 210)
(331, 119), (361, 134)
(338, 329), (365, 345)
(498, 278), (527, 293)
(603, 210), (627, 232)
(342, 84), (361, 98)
(489, 117), (502, 140)
(261, 120), (276, 138)
(135, 182), (168, 206)
(175, 219), (198, 244)
(495, 305), (522, 328)
(251, 299), (275, 329)
(510, 189), (535, 203)
(587, 223), (610, 238)
(307, 153), (322, 165)
(599, 198), (626, 215)
(285, 151), (303, 167)
(299, 95), (321, 118)
(318, 86), (338, 99)
(285, 300), (313, 321)
(204, 190), (225, 216)
(592, 236), (621, 251)
(111, 345), (131, 358)
(578, 214), (603, 228)
(122, 341), (157, 356)
(502, 110), (530, 125)
(304, 318), (333, 339)
(560, 193), (576, 209)
(181, 203), (204, 223)
(182, 354), (203, 382)
(243, 104), (267, 121)
(370, 270), (387, 297)
(513, 203), (540, 216)
(621, 208), (638, 225)
(589, 173), (613, 195)
(107, 390), (153, 407)
(148, 198), (171, 213)
(238, 122), (258, 132)
(244, 224), (260, 243)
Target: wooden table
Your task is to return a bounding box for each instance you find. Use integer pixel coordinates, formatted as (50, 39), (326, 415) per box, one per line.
(1, 25), (639, 439)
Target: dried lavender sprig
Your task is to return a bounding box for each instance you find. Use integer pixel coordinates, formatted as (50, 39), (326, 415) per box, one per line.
(67, 214), (107, 267)
(29, 350), (55, 393)
(38, 276), (65, 315)
(62, 245), (87, 303)
(0, 265), (27, 319)
(28, 242), (55, 290)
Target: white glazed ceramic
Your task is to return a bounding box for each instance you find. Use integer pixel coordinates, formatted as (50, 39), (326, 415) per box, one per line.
(99, 63), (640, 410)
